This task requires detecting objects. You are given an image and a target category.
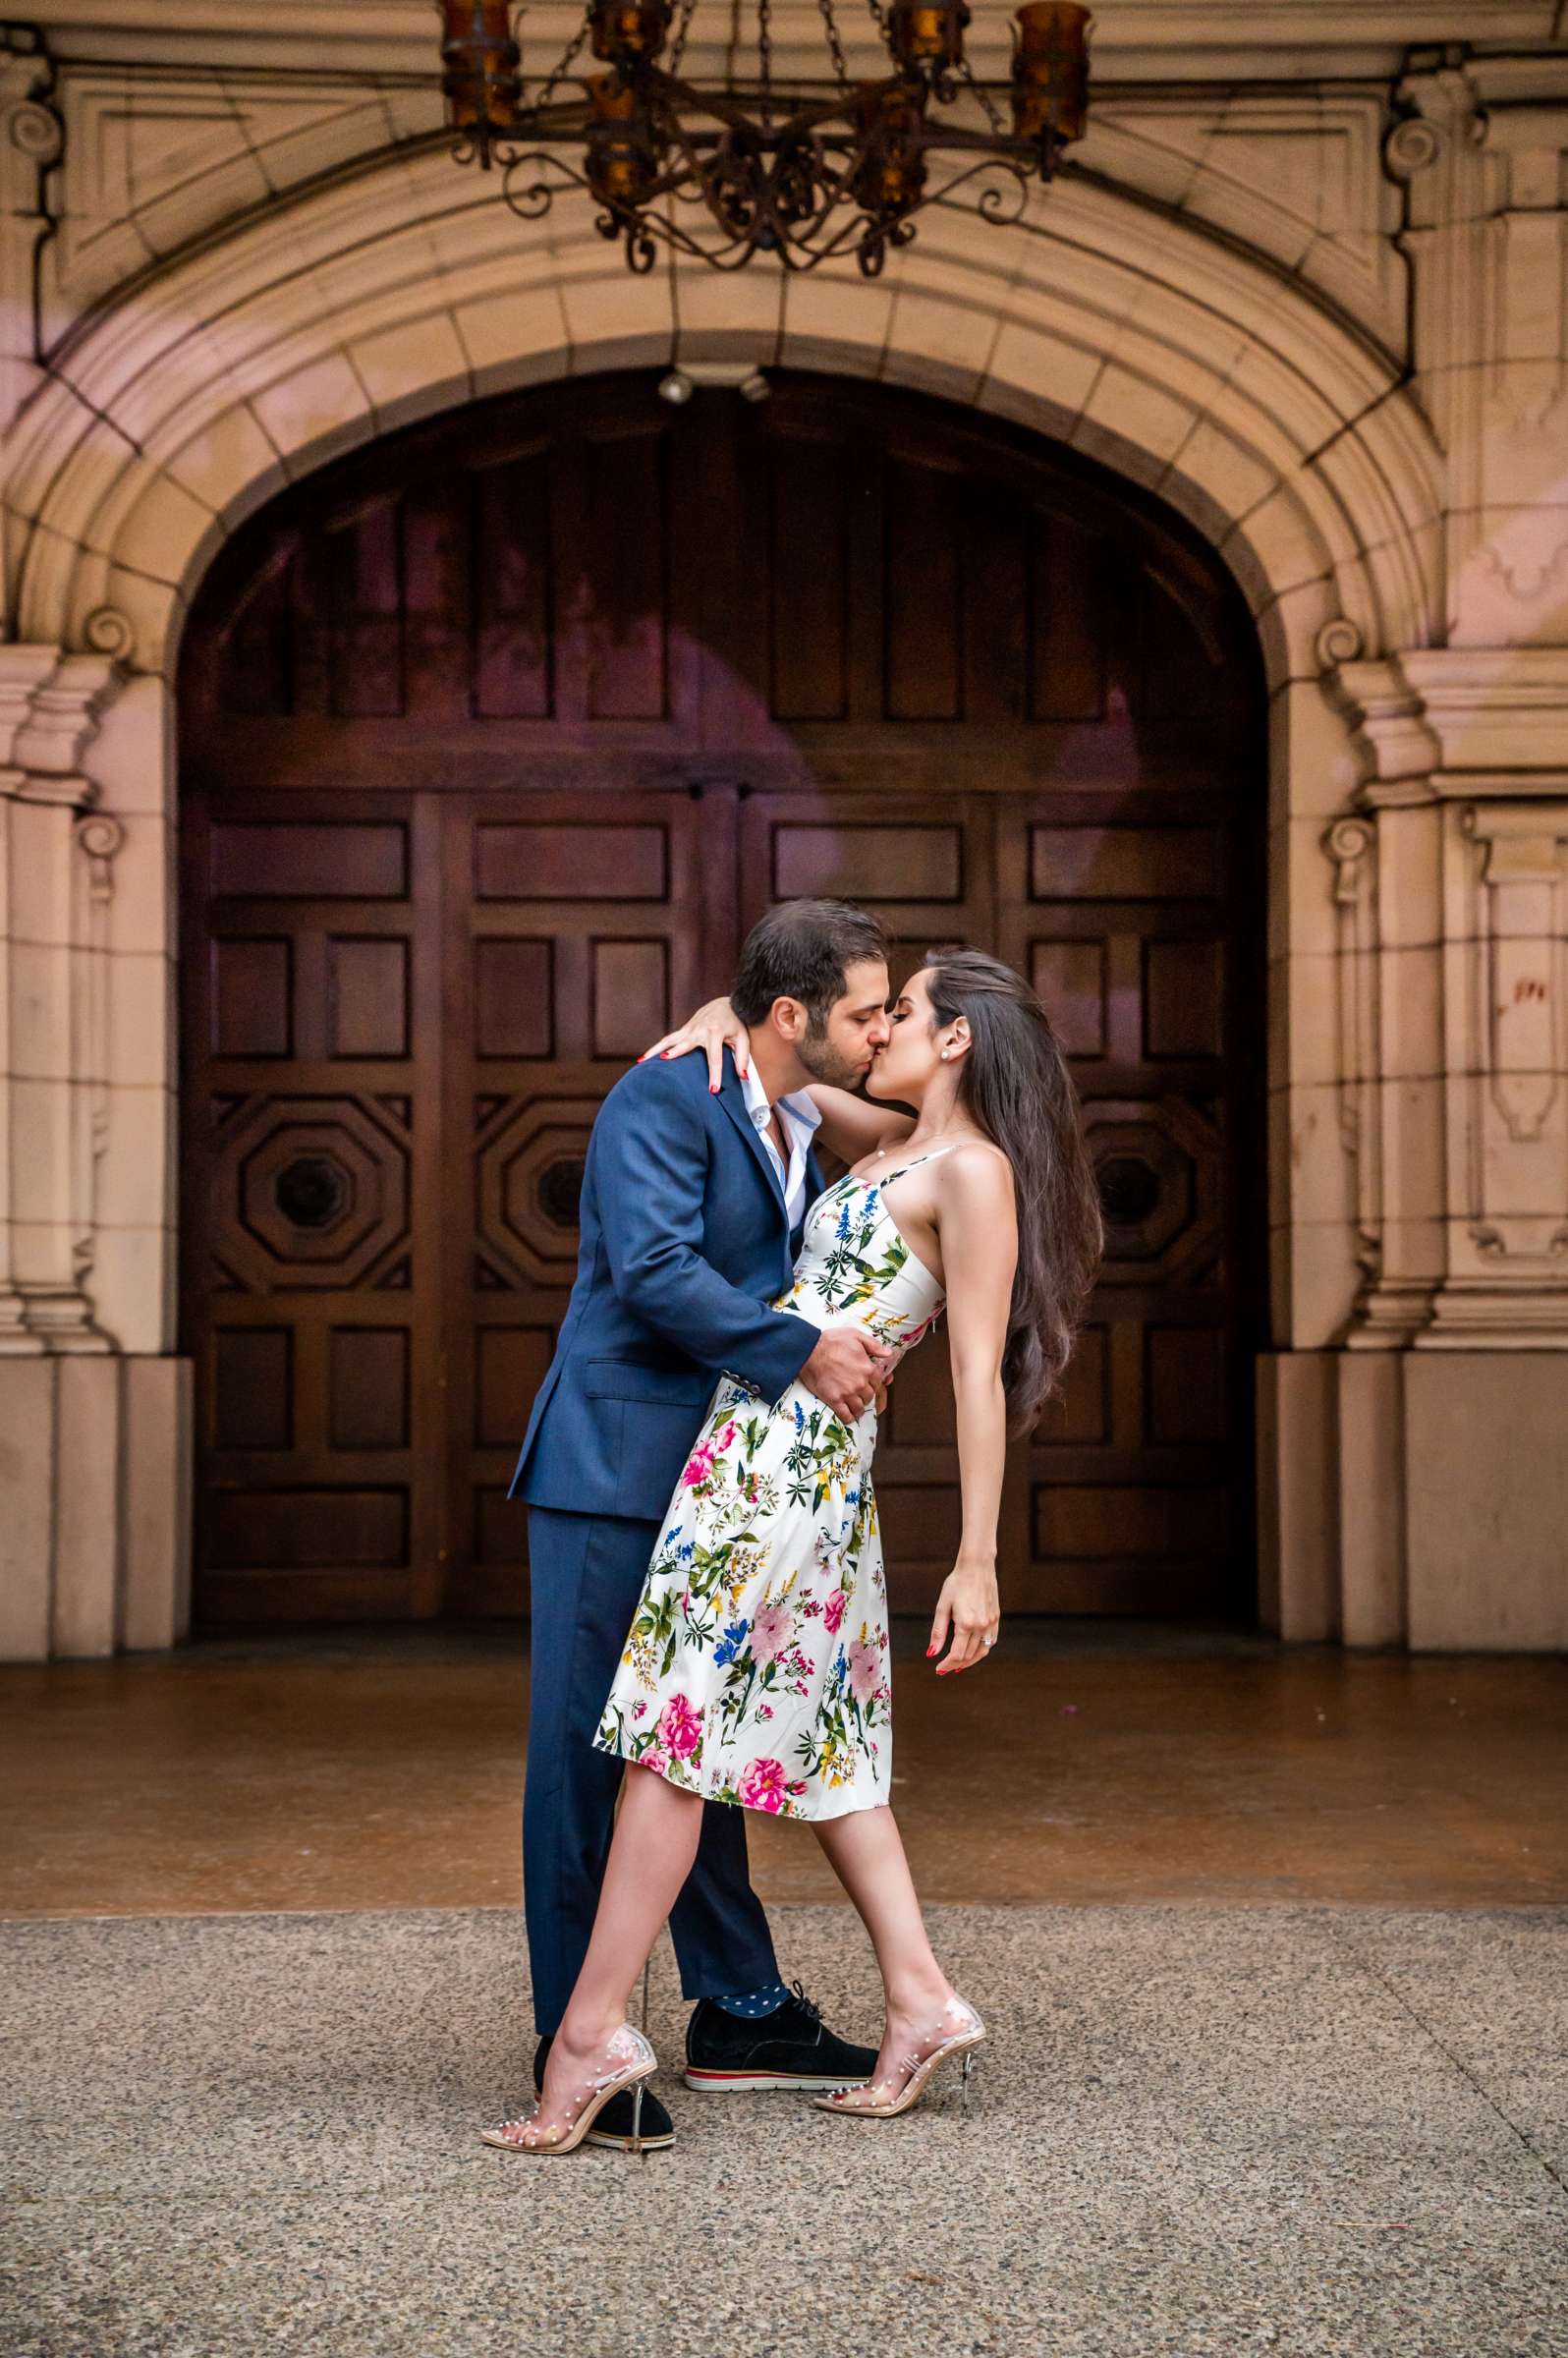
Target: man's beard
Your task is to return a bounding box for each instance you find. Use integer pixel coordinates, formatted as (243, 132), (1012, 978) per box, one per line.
(795, 1026), (869, 1091)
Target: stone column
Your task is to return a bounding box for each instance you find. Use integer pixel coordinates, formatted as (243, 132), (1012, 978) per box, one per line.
(0, 648), (191, 1660)
(0, 44), (60, 441)
(1433, 799), (1568, 1340)
(0, 649), (121, 1353)
(1313, 647), (1568, 1652)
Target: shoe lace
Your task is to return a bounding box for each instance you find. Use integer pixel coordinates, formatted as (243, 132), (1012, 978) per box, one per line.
(788, 1978), (823, 2024)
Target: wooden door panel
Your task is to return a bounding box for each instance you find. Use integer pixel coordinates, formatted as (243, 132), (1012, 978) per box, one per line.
(211, 935), (294, 1058)
(181, 792), (442, 1625)
(742, 794), (993, 937)
(475, 819), (670, 901)
(998, 776), (1245, 1615)
(209, 818), (409, 899)
(767, 436), (851, 722)
(885, 455), (964, 721)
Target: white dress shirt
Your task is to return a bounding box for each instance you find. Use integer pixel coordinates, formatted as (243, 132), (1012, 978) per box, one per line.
(740, 1062), (823, 1231)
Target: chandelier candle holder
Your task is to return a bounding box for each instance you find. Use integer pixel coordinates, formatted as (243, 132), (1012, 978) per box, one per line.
(436, 0), (1092, 276)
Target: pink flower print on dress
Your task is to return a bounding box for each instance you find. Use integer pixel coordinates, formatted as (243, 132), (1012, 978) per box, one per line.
(737, 1758), (790, 1812)
(749, 1602), (793, 1665)
(639, 1745), (671, 1777)
(823, 1589), (848, 1636)
(847, 1638), (879, 1704)
(657, 1692), (703, 1760)
(680, 1444), (715, 1489)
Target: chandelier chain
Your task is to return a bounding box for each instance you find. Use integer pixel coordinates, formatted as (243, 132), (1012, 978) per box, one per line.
(864, 0), (889, 39)
(757, 0), (773, 105)
(816, 0), (850, 90)
(535, 3), (594, 111)
(668, 0), (701, 78)
(959, 52), (1007, 138)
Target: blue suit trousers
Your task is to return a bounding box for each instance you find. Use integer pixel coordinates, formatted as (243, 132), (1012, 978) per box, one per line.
(524, 1502), (782, 2036)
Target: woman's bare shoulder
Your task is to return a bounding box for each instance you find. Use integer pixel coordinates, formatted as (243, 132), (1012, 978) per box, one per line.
(930, 1138), (1015, 1212)
(934, 1135), (1013, 1180)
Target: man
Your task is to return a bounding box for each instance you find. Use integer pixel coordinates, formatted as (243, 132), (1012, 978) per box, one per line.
(510, 898), (896, 2148)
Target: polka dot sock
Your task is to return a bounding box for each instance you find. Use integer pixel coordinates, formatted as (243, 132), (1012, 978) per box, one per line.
(709, 1979), (790, 2018)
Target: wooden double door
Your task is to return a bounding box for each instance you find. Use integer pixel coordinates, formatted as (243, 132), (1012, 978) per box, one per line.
(180, 371), (1264, 1628)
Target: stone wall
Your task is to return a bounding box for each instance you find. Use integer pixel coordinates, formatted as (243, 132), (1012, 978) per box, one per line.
(2, 4), (1565, 1654)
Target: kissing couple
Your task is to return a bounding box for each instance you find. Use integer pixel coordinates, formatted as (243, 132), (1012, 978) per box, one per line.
(485, 898), (1100, 2153)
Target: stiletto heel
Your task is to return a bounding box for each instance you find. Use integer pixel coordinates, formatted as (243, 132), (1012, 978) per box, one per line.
(481, 2023), (658, 2157)
(961, 2047), (976, 2116)
(813, 1993), (986, 2122)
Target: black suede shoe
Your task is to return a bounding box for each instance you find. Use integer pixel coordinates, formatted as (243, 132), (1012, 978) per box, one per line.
(533, 2034), (675, 2152)
(684, 1981), (878, 2093)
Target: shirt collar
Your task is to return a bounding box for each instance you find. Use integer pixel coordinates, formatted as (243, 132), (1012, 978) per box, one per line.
(739, 1058), (822, 1142)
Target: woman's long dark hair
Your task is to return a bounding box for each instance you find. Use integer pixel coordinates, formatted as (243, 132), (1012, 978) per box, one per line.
(922, 947), (1103, 1431)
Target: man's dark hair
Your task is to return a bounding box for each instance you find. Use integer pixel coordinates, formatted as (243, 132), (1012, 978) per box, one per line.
(732, 899), (889, 1034)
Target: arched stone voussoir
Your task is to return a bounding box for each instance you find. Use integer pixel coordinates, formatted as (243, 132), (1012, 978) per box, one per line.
(1252, 575), (1343, 696)
(777, 269), (897, 380)
(346, 307), (476, 439)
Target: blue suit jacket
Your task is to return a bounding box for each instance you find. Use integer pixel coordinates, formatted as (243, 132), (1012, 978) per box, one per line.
(509, 1048), (823, 1520)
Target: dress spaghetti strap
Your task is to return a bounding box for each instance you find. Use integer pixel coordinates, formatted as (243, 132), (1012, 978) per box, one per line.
(863, 1142), (964, 1192)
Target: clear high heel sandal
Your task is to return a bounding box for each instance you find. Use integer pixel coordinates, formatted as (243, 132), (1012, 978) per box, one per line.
(812, 1993), (985, 2120)
(480, 2023), (658, 2156)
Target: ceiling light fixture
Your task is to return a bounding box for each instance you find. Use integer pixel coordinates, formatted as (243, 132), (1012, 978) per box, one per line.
(436, 0), (1091, 277)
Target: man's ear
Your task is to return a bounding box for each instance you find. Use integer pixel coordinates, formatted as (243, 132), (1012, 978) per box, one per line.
(769, 995), (807, 1044)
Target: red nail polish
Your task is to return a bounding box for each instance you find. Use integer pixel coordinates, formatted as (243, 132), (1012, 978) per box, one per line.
(660, 1049), (671, 1058)
(709, 1083), (719, 1094)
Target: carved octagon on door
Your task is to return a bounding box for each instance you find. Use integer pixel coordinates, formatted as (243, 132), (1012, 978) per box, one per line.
(179, 370), (1266, 1628)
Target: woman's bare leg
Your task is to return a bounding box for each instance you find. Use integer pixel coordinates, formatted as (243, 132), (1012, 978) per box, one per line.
(532, 1765), (704, 2131)
(812, 1804), (959, 2085)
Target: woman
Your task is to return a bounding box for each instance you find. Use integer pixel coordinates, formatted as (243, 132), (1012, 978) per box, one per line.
(481, 948), (1102, 2153)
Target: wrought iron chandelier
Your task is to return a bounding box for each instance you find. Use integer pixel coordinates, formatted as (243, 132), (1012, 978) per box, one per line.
(436, 0), (1091, 277)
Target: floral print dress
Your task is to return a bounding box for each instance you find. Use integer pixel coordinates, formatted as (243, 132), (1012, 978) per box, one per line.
(593, 1150), (953, 1821)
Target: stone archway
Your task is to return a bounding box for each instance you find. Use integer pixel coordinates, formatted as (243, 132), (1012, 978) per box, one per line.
(3, 147), (1441, 670)
(0, 140), (1458, 1657)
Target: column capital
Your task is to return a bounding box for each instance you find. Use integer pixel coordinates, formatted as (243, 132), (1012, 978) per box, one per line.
(1321, 646), (1568, 796)
(12, 652), (123, 779)
(1319, 654), (1440, 793)
(0, 646), (64, 768)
